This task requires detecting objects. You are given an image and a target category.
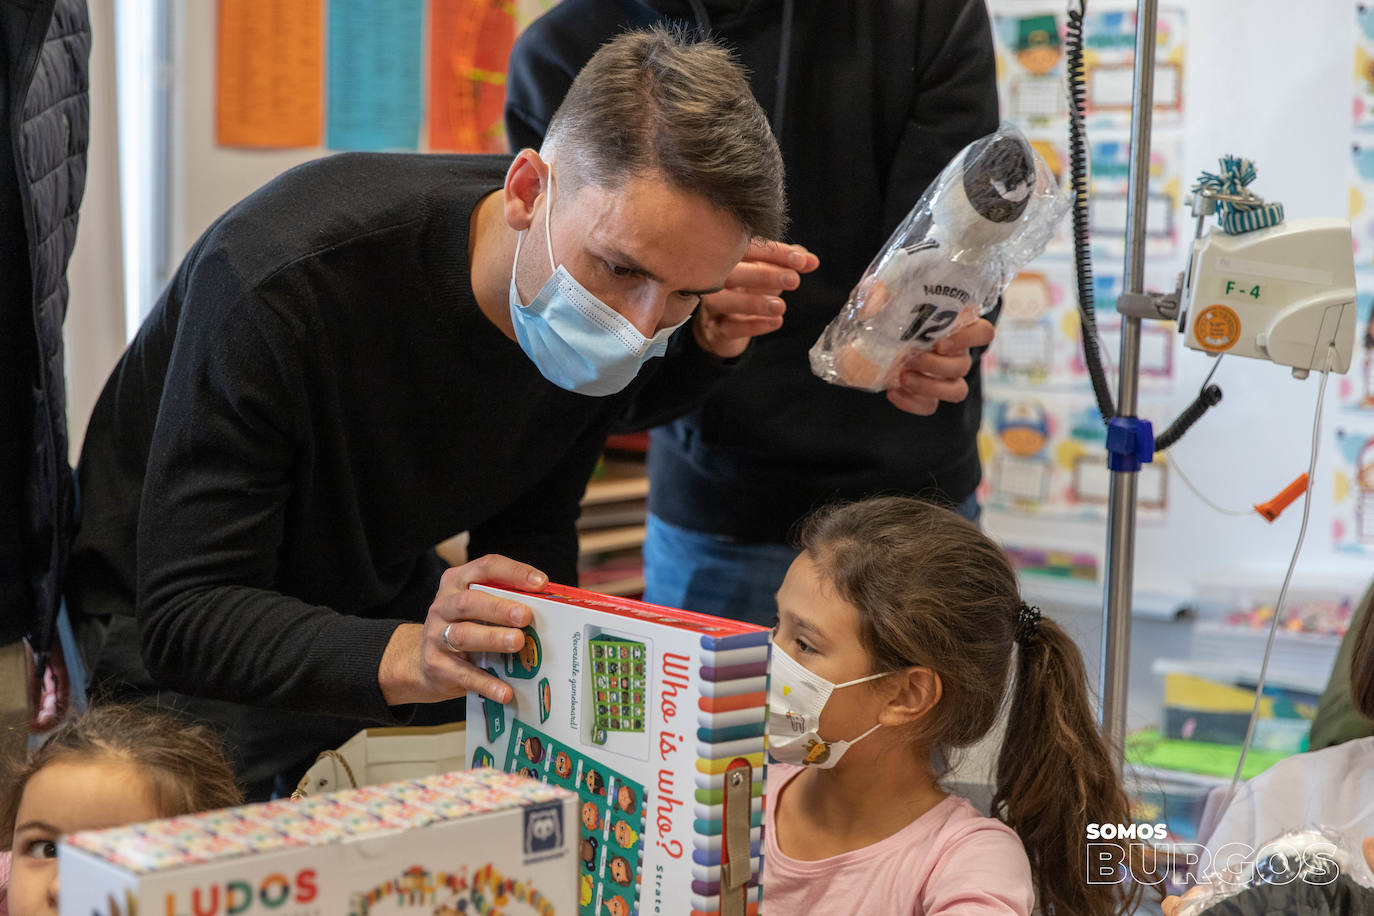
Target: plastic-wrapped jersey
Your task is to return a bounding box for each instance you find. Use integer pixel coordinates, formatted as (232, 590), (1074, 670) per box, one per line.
(809, 122), (1069, 392)
(1176, 828), (1374, 915)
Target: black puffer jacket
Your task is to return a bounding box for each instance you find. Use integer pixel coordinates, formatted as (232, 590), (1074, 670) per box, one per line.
(0, 0), (90, 653)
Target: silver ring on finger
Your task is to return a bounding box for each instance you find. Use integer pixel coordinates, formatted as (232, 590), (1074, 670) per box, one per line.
(442, 622), (461, 654)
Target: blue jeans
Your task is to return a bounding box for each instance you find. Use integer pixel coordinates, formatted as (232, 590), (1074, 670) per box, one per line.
(642, 494), (981, 628)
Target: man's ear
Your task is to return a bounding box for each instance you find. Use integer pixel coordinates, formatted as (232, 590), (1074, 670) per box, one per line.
(878, 666), (942, 728)
(505, 149), (550, 232)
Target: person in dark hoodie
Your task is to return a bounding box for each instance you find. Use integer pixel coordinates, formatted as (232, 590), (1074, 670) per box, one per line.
(506, 0), (1000, 626)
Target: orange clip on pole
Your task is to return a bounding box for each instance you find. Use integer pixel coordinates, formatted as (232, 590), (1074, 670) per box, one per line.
(1254, 474), (1309, 522)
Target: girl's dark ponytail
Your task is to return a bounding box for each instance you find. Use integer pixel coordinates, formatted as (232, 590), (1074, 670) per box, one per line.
(992, 614), (1151, 916)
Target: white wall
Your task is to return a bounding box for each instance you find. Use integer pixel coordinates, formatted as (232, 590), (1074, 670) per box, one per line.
(65, 0), (128, 459)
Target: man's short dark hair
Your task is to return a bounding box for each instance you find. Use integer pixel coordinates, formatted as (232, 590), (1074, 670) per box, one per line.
(543, 25), (786, 241)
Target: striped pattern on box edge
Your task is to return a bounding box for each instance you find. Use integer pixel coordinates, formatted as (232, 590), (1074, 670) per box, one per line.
(688, 629), (769, 916)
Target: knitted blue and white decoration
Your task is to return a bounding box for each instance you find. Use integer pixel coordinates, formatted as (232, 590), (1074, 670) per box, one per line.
(1194, 155), (1285, 234)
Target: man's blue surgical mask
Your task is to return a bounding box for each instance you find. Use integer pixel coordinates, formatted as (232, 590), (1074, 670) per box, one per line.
(508, 166), (687, 396)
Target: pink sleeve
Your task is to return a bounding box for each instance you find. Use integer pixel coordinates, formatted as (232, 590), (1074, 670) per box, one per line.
(918, 823), (1034, 916)
(0, 849), (10, 916)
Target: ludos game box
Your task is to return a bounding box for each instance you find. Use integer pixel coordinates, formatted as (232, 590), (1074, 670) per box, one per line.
(467, 583), (769, 916)
(57, 768), (575, 916)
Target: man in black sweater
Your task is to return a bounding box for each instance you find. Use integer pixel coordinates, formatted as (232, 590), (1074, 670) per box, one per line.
(66, 28), (785, 799)
(506, 0), (1002, 626)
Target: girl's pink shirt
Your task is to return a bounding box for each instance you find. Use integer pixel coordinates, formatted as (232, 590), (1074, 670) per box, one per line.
(762, 764), (1034, 915)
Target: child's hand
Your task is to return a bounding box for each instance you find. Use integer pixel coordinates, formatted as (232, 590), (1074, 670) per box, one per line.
(378, 554), (547, 706)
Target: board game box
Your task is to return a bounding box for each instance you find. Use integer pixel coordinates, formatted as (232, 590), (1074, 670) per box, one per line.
(58, 768), (576, 916)
(467, 583), (770, 916)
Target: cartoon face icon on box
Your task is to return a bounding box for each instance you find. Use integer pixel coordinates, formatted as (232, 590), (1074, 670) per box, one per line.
(580, 874), (594, 906)
(613, 820), (638, 850)
(585, 769), (606, 796)
(605, 895), (629, 916)
(615, 784), (637, 813)
(505, 627), (543, 679)
(538, 678), (552, 723)
(580, 835), (598, 871)
(608, 855), (633, 886)
(581, 801), (600, 831)
(522, 736), (545, 764)
(554, 751), (573, 779)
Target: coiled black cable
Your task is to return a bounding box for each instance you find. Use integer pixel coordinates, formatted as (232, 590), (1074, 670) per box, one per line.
(1066, 1), (1116, 423)
(1066, 0), (1222, 451)
(1155, 384), (1222, 451)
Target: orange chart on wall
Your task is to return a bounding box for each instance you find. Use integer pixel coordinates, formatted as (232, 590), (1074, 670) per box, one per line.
(216, 0), (323, 148)
(429, 0), (518, 153)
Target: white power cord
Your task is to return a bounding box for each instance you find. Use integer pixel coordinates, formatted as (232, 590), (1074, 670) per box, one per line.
(1167, 453), (1255, 517)
(1217, 344), (1335, 815)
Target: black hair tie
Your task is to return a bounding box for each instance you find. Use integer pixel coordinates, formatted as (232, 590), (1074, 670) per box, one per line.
(1015, 603), (1042, 646)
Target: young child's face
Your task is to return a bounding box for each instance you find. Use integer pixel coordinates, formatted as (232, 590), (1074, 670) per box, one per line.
(8, 758), (162, 916)
(772, 552), (888, 743)
(614, 820), (636, 847)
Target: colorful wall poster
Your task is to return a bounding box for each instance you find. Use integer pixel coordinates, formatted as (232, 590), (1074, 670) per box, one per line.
(1355, 3), (1374, 132)
(1079, 6), (1186, 130)
(992, 8), (1069, 129)
(1352, 141), (1374, 267)
(978, 392), (1170, 519)
(1335, 427), (1374, 553)
(1087, 133), (1186, 260)
(428, 0), (520, 152)
(1338, 286), (1374, 411)
(215, 0), (323, 147)
(984, 263), (1179, 391)
(326, 0), (425, 150)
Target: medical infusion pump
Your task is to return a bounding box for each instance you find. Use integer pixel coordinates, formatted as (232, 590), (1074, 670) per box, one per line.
(1180, 217), (1357, 378)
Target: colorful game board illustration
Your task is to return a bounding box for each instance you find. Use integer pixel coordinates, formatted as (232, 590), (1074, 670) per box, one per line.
(349, 862), (559, 916)
(588, 635), (647, 744)
(502, 719), (646, 916)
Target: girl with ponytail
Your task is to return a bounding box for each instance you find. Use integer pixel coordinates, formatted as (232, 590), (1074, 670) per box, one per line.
(763, 496), (1151, 915)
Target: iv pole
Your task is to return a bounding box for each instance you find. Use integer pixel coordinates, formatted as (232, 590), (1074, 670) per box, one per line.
(1100, 0), (1159, 754)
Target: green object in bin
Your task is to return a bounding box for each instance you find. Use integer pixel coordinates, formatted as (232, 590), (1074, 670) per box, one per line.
(1126, 729), (1291, 781)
